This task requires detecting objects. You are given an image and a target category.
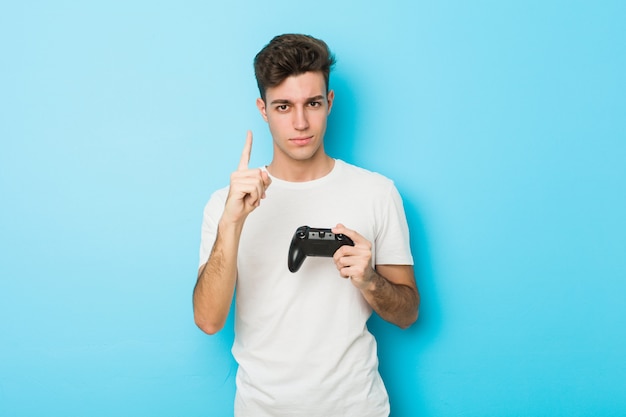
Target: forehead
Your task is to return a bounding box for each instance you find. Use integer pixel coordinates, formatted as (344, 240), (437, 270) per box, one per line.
(265, 71), (327, 103)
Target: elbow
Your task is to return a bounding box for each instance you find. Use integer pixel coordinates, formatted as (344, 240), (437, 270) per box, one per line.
(398, 294), (420, 330)
(194, 314), (225, 335)
(397, 308), (419, 330)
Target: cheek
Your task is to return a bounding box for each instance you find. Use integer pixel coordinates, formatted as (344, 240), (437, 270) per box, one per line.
(267, 119), (284, 136)
(313, 111), (329, 124)
(268, 116), (292, 132)
(314, 115), (328, 132)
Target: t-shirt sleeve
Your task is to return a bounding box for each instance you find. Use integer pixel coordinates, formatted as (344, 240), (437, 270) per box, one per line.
(374, 183), (414, 266)
(198, 188), (227, 269)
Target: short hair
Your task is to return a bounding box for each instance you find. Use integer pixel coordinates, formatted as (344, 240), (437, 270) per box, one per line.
(254, 34), (336, 101)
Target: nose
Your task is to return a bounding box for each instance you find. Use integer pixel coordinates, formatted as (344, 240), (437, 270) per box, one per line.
(292, 106), (309, 131)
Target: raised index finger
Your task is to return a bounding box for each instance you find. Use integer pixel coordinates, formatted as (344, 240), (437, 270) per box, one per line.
(238, 131), (253, 171)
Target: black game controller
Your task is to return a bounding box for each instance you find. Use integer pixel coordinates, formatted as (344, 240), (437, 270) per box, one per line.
(288, 226), (355, 273)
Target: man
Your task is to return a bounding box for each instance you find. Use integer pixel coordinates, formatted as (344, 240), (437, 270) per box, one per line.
(194, 34), (419, 417)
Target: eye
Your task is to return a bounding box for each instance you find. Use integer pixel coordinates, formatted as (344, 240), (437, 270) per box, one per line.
(276, 104), (289, 112)
(308, 101), (322, 108)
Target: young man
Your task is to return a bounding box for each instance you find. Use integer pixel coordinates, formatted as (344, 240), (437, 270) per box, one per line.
(194, 34), (419, 417)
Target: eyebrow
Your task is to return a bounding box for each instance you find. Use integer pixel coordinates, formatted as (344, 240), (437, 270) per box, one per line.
(269, 95), (326, 105)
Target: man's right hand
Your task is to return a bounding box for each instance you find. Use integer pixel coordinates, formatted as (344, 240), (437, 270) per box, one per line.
(222, 131), (272, 224)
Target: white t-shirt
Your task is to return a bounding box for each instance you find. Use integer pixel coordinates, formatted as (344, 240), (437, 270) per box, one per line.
(199, 160), (413, 417)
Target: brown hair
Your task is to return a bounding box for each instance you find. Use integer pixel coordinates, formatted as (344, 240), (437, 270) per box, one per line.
(254, 34), (336, 100)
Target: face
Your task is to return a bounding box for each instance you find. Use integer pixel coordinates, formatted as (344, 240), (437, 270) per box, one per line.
(256, 71), (334, 167)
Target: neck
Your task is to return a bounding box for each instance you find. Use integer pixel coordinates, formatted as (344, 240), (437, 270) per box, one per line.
(267, 154), (335, 182)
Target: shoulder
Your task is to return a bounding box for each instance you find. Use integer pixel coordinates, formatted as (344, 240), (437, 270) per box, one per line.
(206, 184), (229, 203)
(203, 185), (229, 215)
(335, 160), (396, 191)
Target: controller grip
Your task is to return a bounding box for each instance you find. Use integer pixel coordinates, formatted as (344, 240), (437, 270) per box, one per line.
(288, 241), (306, 273)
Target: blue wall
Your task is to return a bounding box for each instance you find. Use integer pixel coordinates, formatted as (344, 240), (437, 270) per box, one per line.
(1, 1), (625, 416)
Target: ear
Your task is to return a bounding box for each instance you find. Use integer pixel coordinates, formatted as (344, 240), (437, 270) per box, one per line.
(256, 98), (268, 122)
(327, 90), (335, 115)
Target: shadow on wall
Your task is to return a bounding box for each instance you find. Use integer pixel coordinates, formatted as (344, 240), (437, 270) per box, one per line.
(327, 73), (441, 416)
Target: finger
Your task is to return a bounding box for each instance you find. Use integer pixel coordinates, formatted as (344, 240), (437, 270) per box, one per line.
(332, 223), (346, 235)
(233, 176), (263, 202)
(254, 170), (266, 205)
(337, 264), (354, 279)
(332, 223), (360, 243)
(238, 131), (253, 171)
(261, 170), (272, 198)
(239, 183), (262, 208)
(232, 169), (268, 200)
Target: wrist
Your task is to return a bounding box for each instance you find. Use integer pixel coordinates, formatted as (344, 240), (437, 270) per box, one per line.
(360, 267), (381, 292)
(217, 216), (245, 236)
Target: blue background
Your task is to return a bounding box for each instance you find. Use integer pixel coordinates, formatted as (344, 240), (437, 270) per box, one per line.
(1, 1), (625, 416)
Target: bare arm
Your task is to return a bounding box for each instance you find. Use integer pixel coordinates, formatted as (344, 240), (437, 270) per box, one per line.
(332, 224), (420, 329)
(193, 132), (271, 335)
(360, 264), (419, 329)
(193, 221), (242, 334)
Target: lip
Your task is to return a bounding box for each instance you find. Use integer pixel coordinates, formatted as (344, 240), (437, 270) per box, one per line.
(289, 136), (313, 146)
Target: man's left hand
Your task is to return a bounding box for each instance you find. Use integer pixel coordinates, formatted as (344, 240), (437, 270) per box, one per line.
(332, 224), (376, 290)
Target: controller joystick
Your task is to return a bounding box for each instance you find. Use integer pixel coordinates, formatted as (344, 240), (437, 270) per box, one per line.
(288, 226), (355, 273)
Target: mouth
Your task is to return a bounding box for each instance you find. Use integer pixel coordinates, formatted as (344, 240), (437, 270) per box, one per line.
(289, 136), (313, 146)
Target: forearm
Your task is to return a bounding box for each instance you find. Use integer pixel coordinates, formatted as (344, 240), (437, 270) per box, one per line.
(360, 268), (420, 329)
(193, 133), (271, 334)
(193, 221), (243, 334)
